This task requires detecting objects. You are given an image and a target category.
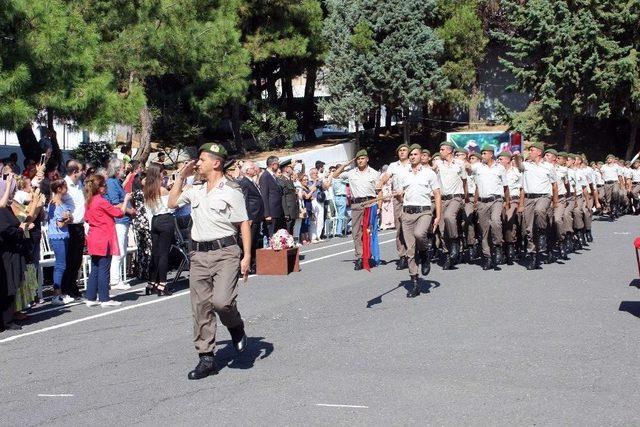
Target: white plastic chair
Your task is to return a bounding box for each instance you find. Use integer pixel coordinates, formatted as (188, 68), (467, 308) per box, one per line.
(37, 224), (56, 301)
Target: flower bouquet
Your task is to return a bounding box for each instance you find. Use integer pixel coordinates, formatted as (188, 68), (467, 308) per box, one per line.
(269, 229), (295, 251)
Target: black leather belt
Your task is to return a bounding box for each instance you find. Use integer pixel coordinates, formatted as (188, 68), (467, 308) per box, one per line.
(633, 182), (640, 185)
(335, 194), (347, 197)
(192, 236), (237, 252)
(441, 194), (463, 201)
(510, 196), (520, 200)
(605, 180), (617, 184)
(558, 194), (567, 199)
(352, 196), (375, 203)
(403, 205), (431, 214)
(478, 195), (503, 203)
(597, 185), (604, 188)
(525, 193), (548, 199)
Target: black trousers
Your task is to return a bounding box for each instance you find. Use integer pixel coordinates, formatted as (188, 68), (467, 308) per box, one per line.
(263, 217), (285, 238)
(61, 223), (85, 297)
(249, 220), (263, 265)
(150, 214), (174, 283)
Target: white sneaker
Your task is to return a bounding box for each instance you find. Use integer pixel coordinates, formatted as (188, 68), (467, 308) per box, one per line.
(100, 300), (122, 308)
(61, 295), (76, 304)
(111, 282), (131, 291)
(85, 300), (100, 307)
(50, 296), (65, 306)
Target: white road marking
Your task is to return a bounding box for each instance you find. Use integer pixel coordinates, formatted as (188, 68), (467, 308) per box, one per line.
(38, 394), (74, 397)
(0, 239), (394, 344)
(300, 231), (394, 254)
(315, 404), (369, 409)
(614, 232), (630, 235)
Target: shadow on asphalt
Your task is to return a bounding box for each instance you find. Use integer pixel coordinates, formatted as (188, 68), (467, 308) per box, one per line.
(215, 337), (274, 371)
(619, 301), (640, 319)
(366, 279), (441, 308)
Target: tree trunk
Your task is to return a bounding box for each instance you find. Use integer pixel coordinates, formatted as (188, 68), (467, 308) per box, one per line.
(374, 104), (381, 143)
(282, 75), (295, 120)
(136, 105), (153, 165)
(47, 108), (63, 168)
(563, 112), (575, 152)
(302, 64), (318, 141)
(403, 107), (410, 144)
(469, 73), (480, 127)
(625, 116), (639, 160)
(231, 99), (244, 154)
(354, 121), (360, 152)
(16, 124), (40, 161)
(385, 105), (393, 135)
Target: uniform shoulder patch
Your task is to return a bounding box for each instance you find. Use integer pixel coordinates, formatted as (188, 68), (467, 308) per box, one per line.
(224, 180), (241, 190)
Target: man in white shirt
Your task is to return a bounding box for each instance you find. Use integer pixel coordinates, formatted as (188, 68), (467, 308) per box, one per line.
(333, 149), (381, 271)
(397, 144), (441, 297)
(499, 151), (523, 265)
(456, 148), (480, 261)
(432, 141), (468, 269)
(544, 149), (567, 259)
(600, 154), (623, 218)
(468, 144), (509, 270)
(61, 160), (86, 299)
(382, 144), (411, 270)
(514, 141), (558, 269)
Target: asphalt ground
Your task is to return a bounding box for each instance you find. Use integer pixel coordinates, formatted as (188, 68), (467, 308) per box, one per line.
(1, 217), (640, 426)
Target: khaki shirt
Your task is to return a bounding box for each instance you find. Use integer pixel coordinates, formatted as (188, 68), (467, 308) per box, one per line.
(522, 160), (557, 195)
(631, 168), (640, 183)
(434, 158), (467, 196)
(470, 162), (507, 198)
(386, 160), (411, 191)
(399, 166), (440, 206)
(601, 164), (621, 182)
(505, 166), (522, 195)
(555, 165), (568, 196)
(177, 179), (248, 242)
(340, 166), (379, 199)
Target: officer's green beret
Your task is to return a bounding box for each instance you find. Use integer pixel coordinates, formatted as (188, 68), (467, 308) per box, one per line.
(544, 148), (558, 156)
(498, 150), (512, 158)
(396, 143), (410, 153)
(408, 143), (422, 153)
(279, 158), (292, 168)
(455, 147), (468, 155)
(440, 141), (456, 149)
(469, 151), (481, 159)
(480, 144), (496, 153)
(606, 153), (615, 160)
(557, 151), (568, 158)
(432, 152), (441, 158)
(422, 148), (431, 155)
(199, 142), (228, 160)
(355, 149), (368, 158)
(526, 140), (544, 151)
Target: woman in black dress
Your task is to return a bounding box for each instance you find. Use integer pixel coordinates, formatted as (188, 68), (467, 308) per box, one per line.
(130, 173), (152, 280)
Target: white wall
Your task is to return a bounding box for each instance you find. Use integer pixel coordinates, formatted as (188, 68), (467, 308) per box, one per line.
(255, 140), (355, 171)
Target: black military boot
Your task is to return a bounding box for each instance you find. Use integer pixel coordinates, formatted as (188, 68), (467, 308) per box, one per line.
(396, 256), (408, 270)
(450, 241), (460, 265)
(585, 229), (593, 243)
(443, 252), (453, 270)
(526, 253), (538, 270)
(482, 255), (492, 270)
(188, 353), (219, 380)
(495, 246), (504, 265)
(228, 322), (247, 354)
(559, 240), (568, 260)
(420, 250), (431, 276)
(579, 229), (588, 247)
(469, 242), (480, 260)
(407, 275), (420, 298)
(354, 259), (363, 271)
(506, 243), (516, 265)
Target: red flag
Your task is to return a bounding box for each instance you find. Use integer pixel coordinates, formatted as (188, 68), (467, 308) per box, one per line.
(362, 206), (371, 271)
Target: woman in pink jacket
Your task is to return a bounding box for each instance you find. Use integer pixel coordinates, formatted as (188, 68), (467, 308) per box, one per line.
(84, 174), (131, 307)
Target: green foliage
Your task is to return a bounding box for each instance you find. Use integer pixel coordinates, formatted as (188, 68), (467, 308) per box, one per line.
(241, 104), (298, 150)
(496, 101), (551, 140)
(72, 140), (114, 166)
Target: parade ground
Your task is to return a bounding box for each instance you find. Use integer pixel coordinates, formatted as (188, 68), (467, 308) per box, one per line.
(1, 215), (639, 426)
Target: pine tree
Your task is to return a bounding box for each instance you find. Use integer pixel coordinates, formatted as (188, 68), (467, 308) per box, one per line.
(495, 0), (624, 151)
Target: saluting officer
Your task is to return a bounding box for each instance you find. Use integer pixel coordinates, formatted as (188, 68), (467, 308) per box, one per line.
(333, 149), (381, 271)
(168, 143), (251, 380)
(467, 144), (509, 270)
(384, 144), (411, 270)
(397, 144), (442, 298)
(514, 141), (558, 270)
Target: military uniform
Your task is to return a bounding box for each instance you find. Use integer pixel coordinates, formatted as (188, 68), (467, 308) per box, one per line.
(173, 143), (249, 380)
(601, 157), (622, 216)
(386, 144), (412, 268)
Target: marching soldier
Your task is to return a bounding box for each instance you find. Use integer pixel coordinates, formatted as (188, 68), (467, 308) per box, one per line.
(168, 143), (251, 380)
(432, 141), (468, 269)
(600, 154), (623, 219)
(543, 148), (566, 260)
(467, 144), (509, 270)
(456, 148), (479, 261)
(514, 141), (558, 270)
(384, 144), (411, 269)
(333, 150), (381, 271)
(397, 144), (442, 297)
(499, 151), (523, 265)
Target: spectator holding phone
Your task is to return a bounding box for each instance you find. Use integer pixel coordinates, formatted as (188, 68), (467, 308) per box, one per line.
(47, 179), (75, 306)
(84, 174), (131, 307)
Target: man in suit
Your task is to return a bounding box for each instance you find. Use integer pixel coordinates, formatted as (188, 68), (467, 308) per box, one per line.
(238, 161), (264, 273)
(259, 155), (285, 237)
(277, 159), (299, 235)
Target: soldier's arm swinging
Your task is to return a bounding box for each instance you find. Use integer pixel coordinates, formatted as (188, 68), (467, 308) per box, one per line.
(432, 188), (442, 232)
(239, 220), (251, 282)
